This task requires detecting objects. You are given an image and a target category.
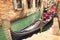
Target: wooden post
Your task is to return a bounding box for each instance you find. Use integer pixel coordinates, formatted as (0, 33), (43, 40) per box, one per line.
(39, 0), (45, 32)
(2, 19), (12, 40)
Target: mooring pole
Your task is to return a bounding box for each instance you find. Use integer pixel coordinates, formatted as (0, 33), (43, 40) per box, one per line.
(39, 0), (46, 32)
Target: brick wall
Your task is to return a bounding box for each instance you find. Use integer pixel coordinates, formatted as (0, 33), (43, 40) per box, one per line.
(0, 0), (26, 21)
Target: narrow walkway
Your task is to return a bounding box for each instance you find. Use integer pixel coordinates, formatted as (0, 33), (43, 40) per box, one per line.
(23, 27), (60, 40)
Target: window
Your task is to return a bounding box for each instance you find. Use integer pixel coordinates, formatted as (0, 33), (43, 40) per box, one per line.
(14, 0), (23, 10)
(35, 0), (41, 8)
(27, 0), (33, 9)
(35, 0), (37, 7)
(38, 0), (41, 7)
(17, 0), (22, 8)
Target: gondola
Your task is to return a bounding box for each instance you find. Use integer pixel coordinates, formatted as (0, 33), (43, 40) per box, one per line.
(11, 1), (57, 39)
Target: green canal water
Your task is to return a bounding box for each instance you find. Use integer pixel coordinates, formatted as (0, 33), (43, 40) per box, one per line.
(0, 27), (7, 40)
(11, 11), (42, 32)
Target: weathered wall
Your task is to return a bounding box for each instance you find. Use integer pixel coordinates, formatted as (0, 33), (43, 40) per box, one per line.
(0, 0), (26, 21)
(56, 0), (60, 23)
(0, 0), (41, 21)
